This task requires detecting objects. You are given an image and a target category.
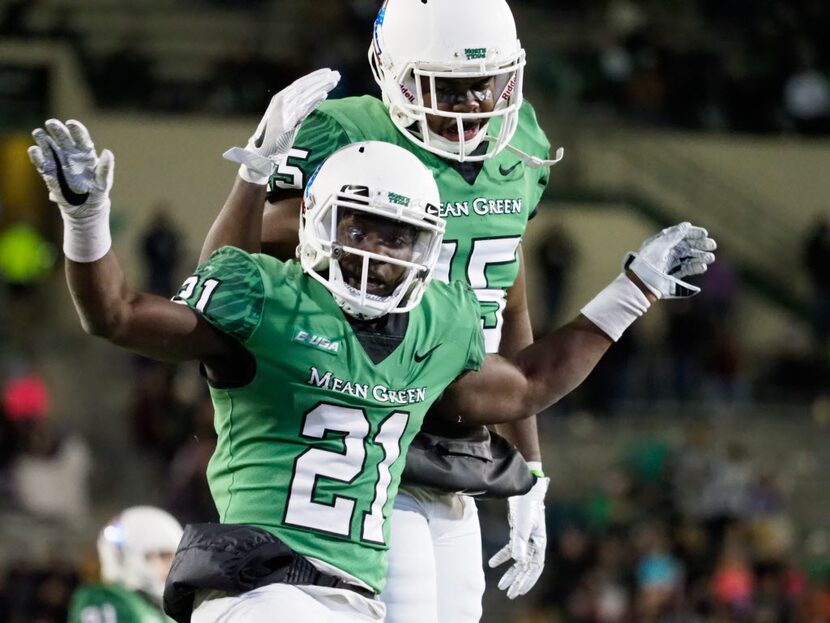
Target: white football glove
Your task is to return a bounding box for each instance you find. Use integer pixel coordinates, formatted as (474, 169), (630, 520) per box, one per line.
(223, 68), (341, 185)
(28, 119), (114, 262)
(625, 221), (717, 299)
(488, 476), (549, 599)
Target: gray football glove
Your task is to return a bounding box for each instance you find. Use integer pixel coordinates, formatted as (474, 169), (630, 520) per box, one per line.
(28, 119), (113, 217)
(625, 222), (717, 298)
(28, 119), (114, 262)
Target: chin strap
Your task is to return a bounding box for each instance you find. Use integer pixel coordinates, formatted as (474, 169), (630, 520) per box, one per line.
(482, 137), (565, 169)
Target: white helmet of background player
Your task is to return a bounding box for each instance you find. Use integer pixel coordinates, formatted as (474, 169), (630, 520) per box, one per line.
(298, 141), (445, 320)
(97, 506), (183, 603)
(369, 0), (525, 162)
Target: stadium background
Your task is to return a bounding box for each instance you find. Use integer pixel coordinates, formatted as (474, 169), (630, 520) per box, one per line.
(0, 0), (829, 621)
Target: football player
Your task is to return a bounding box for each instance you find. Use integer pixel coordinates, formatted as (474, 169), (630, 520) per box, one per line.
(206, 1), (570, 620)
(67, 506), (183, 623)
(30, 107), (712, 621)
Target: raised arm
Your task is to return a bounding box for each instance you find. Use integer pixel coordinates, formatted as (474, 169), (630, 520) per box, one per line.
(65, 252), (232, 362)
(29, 119), (233, 363)
(441, 222), (717, 424)
(199, 177), (268, 263)
(440, 312), (615, 422)
(200, 69), (340, 263)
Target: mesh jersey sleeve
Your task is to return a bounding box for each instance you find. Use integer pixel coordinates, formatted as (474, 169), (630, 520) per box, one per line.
(171, 246), (265, 344)
(267, 108), (353, 194)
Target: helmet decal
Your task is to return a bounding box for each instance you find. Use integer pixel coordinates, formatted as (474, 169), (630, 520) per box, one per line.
(464, 48), (487, 60)
(372, 2), (388, 56)
(304, 163), (324, 200)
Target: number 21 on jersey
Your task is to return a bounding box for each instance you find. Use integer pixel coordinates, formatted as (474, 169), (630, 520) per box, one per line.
(284, 403), (408, 544)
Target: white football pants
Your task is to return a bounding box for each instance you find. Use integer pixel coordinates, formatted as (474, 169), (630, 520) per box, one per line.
(192, 583), (385, 623)
(380, 487), (484, 623)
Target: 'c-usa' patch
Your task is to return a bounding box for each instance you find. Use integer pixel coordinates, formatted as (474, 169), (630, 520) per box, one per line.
(292, 327), (341, 355)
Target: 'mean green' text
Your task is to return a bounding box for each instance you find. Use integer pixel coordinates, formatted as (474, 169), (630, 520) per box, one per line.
(307, 367), (428, 405)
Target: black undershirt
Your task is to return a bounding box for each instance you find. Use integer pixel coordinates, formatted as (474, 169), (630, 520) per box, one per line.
(346, 311), (409, 365)
(449, 142), (489, 185)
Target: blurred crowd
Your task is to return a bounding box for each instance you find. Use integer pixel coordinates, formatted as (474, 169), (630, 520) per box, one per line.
(480, 425), (830, 623)
(0, 208), (215, 623)
(538, 0), (830, 135)
(1, 0), (829, 134)
(532, 219), (830, 418)
(0, 360), (216, 623)
(1, 1), (829, 621)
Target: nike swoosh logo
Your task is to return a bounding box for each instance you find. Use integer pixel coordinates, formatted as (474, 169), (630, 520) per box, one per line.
(498, 161), (521, 176)
(414, 343), (442, 363)
(253, 121), (267, 148)
(49, 145), (89, 206)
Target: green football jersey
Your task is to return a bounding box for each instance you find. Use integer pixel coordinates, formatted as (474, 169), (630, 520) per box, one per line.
(269, 95), (551, 354)
(67, 583), (172, 623)
(173, 247), (484, 592)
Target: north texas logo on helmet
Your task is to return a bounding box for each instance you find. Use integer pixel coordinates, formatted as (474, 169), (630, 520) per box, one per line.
(387, 192), (411, 207)
(463, 48), (488, 60)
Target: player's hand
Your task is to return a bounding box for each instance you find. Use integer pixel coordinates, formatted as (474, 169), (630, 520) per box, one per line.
(625, 221), (716, 299)
(28, 119), (115, 262)
(28, 119), (114, 218)
(224, 68), (341, 185)
(488, 476), (549, 599)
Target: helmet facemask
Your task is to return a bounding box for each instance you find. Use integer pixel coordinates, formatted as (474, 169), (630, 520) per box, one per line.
(300, 184), (445, 320)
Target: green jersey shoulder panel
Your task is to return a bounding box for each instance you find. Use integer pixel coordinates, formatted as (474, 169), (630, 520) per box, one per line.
(173, 246), (274, 344)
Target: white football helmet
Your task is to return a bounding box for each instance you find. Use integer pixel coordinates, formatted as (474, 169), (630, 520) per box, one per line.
(298, 141), (445, 320)
(97, 506), (183, 604)
(369, 0), (525, 162)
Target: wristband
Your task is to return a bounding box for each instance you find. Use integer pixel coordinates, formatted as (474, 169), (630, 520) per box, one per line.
(580, 272), (651, 342)
(61, 200), (112, 263)
(238, 163), (269, 186)
(223, 147), (274, 186)
(527, 461), (545, 479)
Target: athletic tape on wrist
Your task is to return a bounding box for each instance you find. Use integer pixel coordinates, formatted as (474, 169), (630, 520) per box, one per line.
(580, 272), (651, 342)
(238, 164), (269, 186)
(527, 461), (545, 478)
(61, 201), (112, 263)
